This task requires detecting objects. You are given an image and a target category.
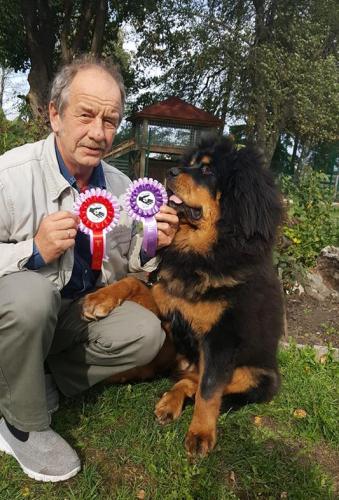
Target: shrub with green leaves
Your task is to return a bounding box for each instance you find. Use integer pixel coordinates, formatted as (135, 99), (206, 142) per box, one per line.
(0, 110), (48, 155)
(276, 168), (338, 290)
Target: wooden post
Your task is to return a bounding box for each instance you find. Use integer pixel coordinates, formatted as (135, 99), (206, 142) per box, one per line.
(139, 119), (149, 177)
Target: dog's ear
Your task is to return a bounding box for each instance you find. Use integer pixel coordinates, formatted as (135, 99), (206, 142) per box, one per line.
(219, 147), (283, 242)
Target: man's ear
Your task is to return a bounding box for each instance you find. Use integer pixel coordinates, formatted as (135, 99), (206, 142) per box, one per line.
(49, 101), (60, 134)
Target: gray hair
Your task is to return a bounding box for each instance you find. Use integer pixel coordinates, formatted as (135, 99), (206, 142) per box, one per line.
(49, 54), (126, 120)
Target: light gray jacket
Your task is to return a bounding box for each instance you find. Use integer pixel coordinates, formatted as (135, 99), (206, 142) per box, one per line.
(0, 133), (159, 289)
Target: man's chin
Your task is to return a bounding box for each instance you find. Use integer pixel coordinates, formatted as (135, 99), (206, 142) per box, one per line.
(78, 152), (103, 167)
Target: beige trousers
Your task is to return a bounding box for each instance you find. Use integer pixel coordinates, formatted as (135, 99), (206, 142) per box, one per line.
(0, 271), (164, 431)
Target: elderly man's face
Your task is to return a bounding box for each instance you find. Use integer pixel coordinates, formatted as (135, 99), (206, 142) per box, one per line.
(49, 67), (122, 174)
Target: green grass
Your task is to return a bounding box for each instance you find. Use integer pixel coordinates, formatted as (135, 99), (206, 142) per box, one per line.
(0, 345), (338, 499)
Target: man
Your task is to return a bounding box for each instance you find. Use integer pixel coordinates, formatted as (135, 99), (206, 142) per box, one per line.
(0, 55), (178, 482)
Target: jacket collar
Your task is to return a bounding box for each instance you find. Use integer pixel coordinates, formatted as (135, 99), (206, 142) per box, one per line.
(42, 133), (71, 202)
(42, 133), (106, 201)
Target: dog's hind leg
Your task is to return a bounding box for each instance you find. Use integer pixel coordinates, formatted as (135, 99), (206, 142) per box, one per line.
(221, 367), (281, 412)
(155, 372), (199, 425)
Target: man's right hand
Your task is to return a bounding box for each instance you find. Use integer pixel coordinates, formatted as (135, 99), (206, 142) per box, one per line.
(34, 211), (79, 264)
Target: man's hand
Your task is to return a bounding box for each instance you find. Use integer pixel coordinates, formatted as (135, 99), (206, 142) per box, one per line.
(34, 211), (79, 264)
(155, 205), (179, 249)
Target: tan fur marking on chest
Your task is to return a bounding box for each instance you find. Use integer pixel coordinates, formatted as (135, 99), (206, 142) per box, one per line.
(152, 283), (228, 336)
(159, 269), (241, 299)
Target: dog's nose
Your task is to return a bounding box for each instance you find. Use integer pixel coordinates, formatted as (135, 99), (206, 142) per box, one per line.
(168, 167), (181, 177)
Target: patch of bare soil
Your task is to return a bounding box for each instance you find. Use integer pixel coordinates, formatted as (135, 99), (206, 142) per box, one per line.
(285, 294), (339, 348)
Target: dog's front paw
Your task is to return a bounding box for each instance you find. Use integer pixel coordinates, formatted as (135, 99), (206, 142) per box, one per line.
(82, 289), (120, 321)
(155, 391), (184, 425)
(185, 428), (216, 457)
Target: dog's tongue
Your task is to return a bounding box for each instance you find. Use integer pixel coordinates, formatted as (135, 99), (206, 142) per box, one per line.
(169, 194), (183, 205)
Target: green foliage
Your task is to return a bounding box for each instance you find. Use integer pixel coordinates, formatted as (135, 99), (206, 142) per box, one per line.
(131, 0), (338, 166)
(0, 110), (48, 155)
(0, 1), (159, 117)
(276, 168), (338, 290)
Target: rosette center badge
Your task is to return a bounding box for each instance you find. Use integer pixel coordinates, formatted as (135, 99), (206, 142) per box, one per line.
(86, 202), (108, 223)
(136, 191), (156, 212)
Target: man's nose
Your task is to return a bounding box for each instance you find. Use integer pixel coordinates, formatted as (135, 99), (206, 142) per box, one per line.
(88, 118), (105, 141)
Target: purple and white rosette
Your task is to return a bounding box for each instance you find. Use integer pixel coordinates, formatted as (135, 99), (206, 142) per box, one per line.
(73, 187), (120, 270)
(124, 177), (168, 257)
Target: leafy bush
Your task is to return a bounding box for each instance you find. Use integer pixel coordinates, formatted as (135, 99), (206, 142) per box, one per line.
(0, 110), (48, 155)
(276, 168), (338, 291)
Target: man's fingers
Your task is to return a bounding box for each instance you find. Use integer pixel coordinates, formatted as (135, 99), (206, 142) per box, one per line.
(157, 205), (177, 216)
(57, 238), (76, 251)
(155, 207), (179, 226)
(60, 228), (77, 240)
(47, 211), (78, 222)
(156, 222), (173, 236)
(52, 218), (79, 231)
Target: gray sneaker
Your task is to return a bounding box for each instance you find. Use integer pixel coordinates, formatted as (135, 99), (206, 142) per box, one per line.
(0, 418), (81, 482)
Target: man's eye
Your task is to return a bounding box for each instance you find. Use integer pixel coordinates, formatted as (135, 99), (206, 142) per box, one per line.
(201, 165), (213, 175)
(104, 119), (117, 128)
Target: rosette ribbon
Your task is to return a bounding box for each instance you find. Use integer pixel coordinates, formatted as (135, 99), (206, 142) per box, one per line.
(74, 187), (120, 270)
(124, 177), (168, 257)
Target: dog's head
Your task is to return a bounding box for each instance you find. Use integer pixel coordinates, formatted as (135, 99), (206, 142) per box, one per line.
(166, 135), (283, 260)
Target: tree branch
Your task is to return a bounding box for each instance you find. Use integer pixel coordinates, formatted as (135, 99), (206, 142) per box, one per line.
(72, 0), (96, 54)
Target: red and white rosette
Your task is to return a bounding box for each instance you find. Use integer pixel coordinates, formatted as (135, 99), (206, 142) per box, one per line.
(73, 188), (120, 270)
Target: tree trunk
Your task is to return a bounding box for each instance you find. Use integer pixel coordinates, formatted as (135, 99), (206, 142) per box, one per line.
(247, 0), (282, 168)
(21, 0), (55, 119)
(91, 0), (108, 55)
(290, 135), (299, 174)
(20, 0), (115, 118)
(0, 67), (7, 110)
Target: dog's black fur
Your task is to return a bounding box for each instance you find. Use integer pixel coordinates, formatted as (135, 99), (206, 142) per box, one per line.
(145, 135), (285, 455)
(161, 135), (284, 403)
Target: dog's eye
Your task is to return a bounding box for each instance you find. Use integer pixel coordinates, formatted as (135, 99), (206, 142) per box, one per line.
(201, 165), (213, 175)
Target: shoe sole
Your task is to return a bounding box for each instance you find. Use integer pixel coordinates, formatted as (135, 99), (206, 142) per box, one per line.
(0, 432), (81, 482)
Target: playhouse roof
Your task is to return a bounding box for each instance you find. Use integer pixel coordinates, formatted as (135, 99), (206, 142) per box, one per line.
(128, 97), (222, 127)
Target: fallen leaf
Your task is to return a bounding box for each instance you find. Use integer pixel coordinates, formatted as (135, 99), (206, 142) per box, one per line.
(280, 492), (288, 498)
(226, 470), (236, 488)
(319, 355), (327, 364)
(136, 489), (145, 499)
(253, 416), (263, 426)
(21, 487), (30, 497)
(293, 409), (307, 419)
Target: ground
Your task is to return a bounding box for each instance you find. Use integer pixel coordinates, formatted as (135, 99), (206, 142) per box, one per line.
(285, 293), (339, 348)
(1, 345), (338, 498)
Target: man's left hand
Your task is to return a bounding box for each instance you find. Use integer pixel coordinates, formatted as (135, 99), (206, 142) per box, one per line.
(155, 205), (179, 249)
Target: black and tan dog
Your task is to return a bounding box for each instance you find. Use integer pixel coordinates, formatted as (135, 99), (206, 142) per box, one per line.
(83, 136), (285, 457)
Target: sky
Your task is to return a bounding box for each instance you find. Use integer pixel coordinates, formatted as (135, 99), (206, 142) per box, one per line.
(2, 70), (29, 119)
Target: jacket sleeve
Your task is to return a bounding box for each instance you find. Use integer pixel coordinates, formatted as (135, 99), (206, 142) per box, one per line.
(0, 182), (34, 277)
